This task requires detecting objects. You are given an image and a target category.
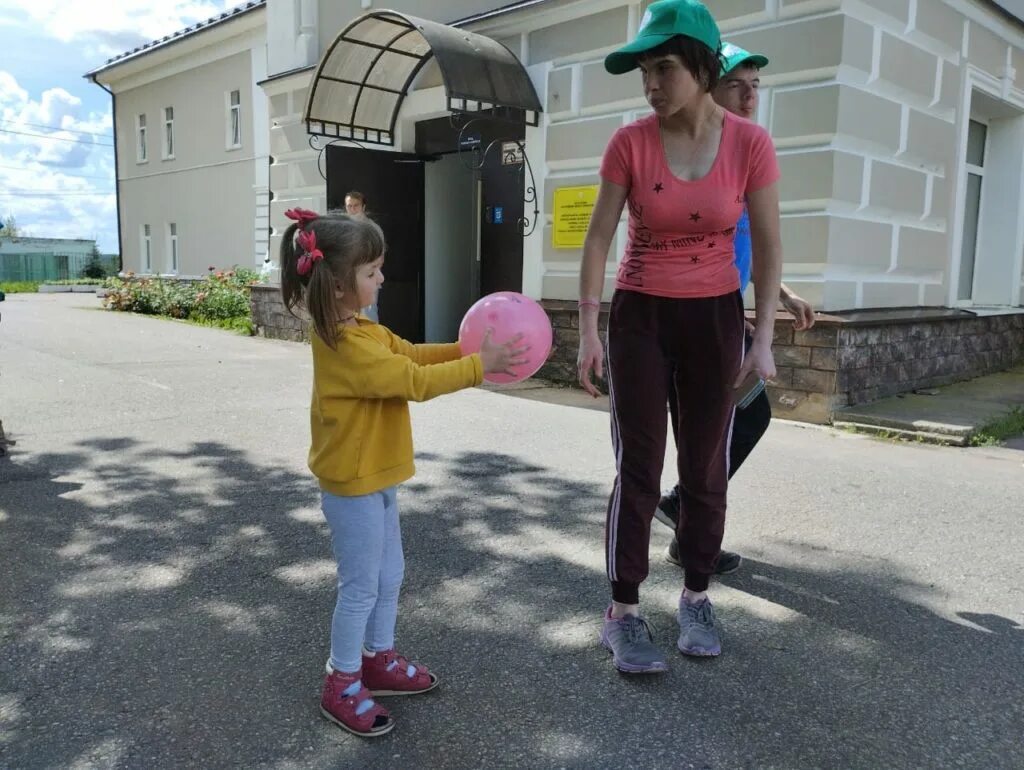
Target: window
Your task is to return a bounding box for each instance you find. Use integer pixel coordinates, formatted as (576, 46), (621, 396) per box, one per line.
(163, 106), (174, 159)
(141, 224), (152, 272)
(168, 223), (178, 273)
(136, 114), (147, 162)
(228, 89), (242, 148)
(952, 80), (1024, 307)
(957, 119), (986, 301)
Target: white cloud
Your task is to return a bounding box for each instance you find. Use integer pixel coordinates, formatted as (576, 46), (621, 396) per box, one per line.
(0, 71), (117, 249)
(0, 2), (249, 252)
(0, 0), (242, 59)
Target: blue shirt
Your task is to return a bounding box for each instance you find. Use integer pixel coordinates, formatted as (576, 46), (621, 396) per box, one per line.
(734, 207), (752, 294)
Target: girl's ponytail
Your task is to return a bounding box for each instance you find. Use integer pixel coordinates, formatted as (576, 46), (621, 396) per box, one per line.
(279, 221), (303, 317)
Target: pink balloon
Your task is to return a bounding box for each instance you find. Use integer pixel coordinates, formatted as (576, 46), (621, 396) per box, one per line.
(459, 291), (553, 384)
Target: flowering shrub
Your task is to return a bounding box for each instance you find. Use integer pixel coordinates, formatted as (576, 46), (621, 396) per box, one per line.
(103, 267), (260, 333)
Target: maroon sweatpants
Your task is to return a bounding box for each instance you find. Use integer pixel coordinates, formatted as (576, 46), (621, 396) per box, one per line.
(605, 288), (745, 600)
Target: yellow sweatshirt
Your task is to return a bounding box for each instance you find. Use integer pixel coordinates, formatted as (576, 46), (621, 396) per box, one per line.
(309, 318), (483, 496)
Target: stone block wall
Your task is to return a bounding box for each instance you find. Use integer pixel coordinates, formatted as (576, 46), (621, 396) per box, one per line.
(250, 284), (310, 342)
(539, 300), (1024, 424)
(833, 314), (1024, 404)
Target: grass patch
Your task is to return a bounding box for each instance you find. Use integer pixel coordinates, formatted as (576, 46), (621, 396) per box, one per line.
(0, 281), (41, 293)
(185, 316), (255, 335)
(970, 407), (1024, 446)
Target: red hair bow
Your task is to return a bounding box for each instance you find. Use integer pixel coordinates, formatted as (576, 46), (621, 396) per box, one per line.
(295, 229), (324, 276)
(284, 207), (319, 229)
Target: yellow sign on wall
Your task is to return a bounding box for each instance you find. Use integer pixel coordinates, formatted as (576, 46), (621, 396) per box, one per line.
(552, 185), (599, 248)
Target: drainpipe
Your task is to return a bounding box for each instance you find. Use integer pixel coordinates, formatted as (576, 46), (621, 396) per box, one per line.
(86, 75), (123, 273)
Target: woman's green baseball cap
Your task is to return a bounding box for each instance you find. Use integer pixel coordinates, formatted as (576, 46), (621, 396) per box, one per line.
(604, 0), (721, 75)
(720, 42), (768, 74)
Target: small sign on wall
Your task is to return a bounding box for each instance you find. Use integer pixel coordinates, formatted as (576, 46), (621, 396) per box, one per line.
(501, 141), (523, 165)
(552, 185), (599, 248)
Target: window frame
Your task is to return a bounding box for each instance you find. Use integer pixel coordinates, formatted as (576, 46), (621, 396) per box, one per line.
(136, 113), (148, 163)
(162, 106), (175, 160)
(141, 224), (152, 273)
(226, 89), (242, 150)
(956, 118), (988, 303)
(168, 223), (179, 274)
(947, 66), (1024, 308)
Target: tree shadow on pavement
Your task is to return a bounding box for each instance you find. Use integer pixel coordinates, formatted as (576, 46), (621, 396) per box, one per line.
(1, 442), (1020, 769)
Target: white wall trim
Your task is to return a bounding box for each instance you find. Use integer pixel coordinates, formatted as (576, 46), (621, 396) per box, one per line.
(121, 155), (258, 181)
(465, 0), (630, 39)
(523, 61), (551, 301)
(943, 0), (1024, 51)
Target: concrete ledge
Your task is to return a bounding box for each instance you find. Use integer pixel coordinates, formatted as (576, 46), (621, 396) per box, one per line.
(36, 284), (102, 294)
(832, 420), (970, 446)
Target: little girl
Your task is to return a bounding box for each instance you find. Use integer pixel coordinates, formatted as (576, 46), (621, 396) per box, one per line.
(280, 207), (527, 737)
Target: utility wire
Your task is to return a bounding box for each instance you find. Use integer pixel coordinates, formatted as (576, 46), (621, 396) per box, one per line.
(0, 127), (114, 147)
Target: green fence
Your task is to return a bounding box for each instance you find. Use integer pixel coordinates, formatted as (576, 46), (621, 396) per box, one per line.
(0, 252), (119, 282)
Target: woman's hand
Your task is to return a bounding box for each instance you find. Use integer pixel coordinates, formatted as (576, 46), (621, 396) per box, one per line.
(734, 338), (776, 387)
(577, 330), (605, 397)
(479, 329), (530, 376)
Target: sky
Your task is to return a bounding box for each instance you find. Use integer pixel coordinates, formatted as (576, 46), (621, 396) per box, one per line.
(0, 1), (243, 252)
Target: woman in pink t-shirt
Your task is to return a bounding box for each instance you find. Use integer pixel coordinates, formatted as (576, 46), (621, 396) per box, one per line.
(576, 0), (782, 671)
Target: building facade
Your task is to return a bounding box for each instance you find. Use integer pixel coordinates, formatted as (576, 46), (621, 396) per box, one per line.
(259, 0), (1024, 318)
(0, 237), (98, 282)
(87, 1), (271, 277)
(88, 0), (1024, 417)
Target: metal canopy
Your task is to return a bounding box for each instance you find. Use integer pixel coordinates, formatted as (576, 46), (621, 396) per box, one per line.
(305, 10), (542, 146)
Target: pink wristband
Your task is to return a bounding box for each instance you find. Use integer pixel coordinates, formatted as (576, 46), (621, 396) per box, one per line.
(578, 299), (600, 309)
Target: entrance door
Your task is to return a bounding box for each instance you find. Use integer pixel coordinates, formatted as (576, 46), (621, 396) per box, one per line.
(326, 145), (426, 341)
(415, 116), (525, 300)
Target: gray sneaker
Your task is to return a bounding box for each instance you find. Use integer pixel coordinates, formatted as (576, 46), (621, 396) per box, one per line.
(600, 612), (669, 674)
(677, 598), (721, 657)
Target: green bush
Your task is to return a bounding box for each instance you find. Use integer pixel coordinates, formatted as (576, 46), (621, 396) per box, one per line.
(0, 281), (41, 293)
(102, 267), (259, 334)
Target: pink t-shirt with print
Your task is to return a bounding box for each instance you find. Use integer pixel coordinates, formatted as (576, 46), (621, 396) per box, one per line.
(599, 110), (780, 298)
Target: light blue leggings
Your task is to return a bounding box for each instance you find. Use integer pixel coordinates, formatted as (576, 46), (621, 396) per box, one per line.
(321, 487), (404, 673)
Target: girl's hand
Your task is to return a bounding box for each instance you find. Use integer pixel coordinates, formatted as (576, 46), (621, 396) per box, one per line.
(577, 330), (604, 398)
(734, 338), (776, 387)
(479, 328), (530, 376)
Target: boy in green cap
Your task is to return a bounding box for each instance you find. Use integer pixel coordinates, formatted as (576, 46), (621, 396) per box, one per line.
(656, 44), (816, 570)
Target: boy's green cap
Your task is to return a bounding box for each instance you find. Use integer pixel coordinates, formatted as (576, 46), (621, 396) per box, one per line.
(720, 42), (768, 74)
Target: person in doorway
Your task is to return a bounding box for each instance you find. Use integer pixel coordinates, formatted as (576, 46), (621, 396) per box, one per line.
(279, 207), (528, 737)
(657, 44), (816, 573)
(344, 191), (368, 216)
(342, 191), (379, 320)
(576, 0), (783, 670)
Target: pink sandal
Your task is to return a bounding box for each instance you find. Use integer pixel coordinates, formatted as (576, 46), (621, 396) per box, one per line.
(362, 649), (440, 696)
(319, 669), (394, 737)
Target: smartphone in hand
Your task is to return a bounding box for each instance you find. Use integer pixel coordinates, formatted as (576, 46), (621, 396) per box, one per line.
(734, 370), (766, 409)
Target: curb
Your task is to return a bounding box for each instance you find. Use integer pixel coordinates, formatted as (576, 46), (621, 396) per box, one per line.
(832, 419), (972, 446)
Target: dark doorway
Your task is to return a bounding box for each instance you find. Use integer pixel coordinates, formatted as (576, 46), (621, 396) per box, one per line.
(326, 145), (427, 342)
(416, 116), (525, 297)
(324, 116), (527, 343)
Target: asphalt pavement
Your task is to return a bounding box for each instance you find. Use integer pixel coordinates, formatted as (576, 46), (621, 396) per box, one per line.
(1, 293), (1021, 769)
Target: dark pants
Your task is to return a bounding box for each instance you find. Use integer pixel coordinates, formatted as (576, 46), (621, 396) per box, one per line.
(605, 289), (745, 601)
(668, 332), (773, 486)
